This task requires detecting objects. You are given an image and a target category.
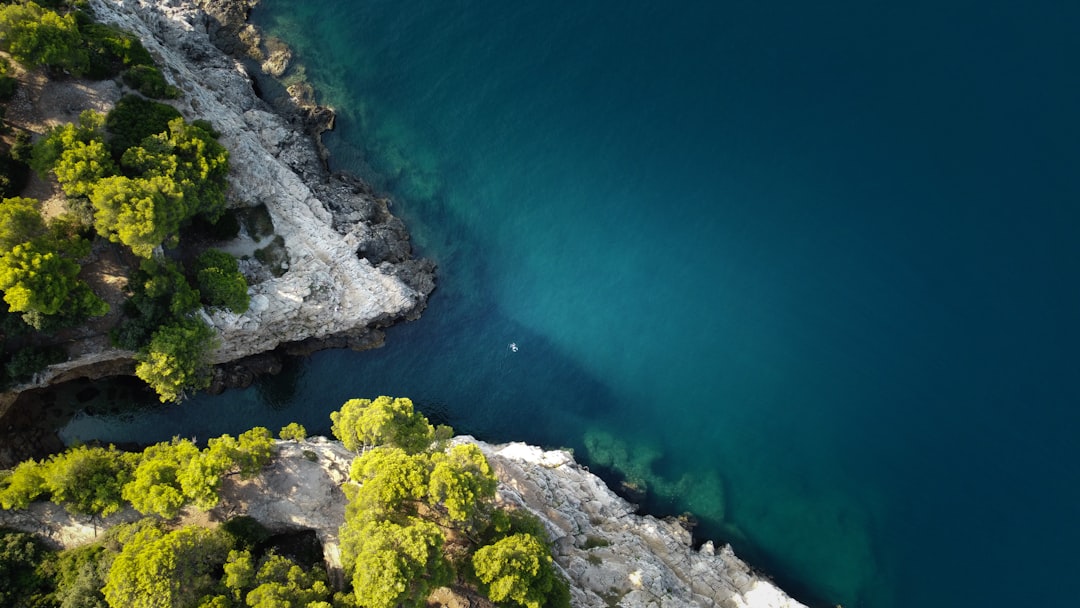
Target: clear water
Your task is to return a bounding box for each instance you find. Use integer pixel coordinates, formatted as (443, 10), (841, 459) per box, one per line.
(62, 1), (1080, 606)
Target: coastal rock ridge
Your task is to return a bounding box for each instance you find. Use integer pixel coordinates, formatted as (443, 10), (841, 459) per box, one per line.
(2, 437), (808, 608)
(7, 0), (435, 397)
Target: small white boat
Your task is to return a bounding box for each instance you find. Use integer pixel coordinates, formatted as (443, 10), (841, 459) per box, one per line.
(509, 342), (519, 352)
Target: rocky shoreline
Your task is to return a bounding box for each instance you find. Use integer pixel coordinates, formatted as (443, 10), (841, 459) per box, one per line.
(1, 436), (809, 608)
(0, 3), (812, 606)
(0, 0), (436, 439)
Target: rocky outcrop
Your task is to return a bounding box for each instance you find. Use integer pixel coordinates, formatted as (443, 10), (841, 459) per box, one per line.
(89, 0), (436, 362)
(470, 439), (807, 608)
(0, 0), (435, 412)
(0, 437), (806, 608)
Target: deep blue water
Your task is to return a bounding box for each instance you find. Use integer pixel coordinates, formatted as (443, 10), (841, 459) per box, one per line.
(61, 1), (1080, 606)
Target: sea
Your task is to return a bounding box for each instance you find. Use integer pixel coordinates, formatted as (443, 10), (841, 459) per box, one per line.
(60, 1), (1080, 606)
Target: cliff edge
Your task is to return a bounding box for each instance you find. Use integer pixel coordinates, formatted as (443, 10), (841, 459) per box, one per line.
(1, 437), (807, 608)
(0, 0), (435, 413)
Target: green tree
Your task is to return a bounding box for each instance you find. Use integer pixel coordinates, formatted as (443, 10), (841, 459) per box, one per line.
(42, 445), (133, 516)
(30, 110), (106, 176)
(428, 443), (497, 524)
(340, 517), (451, 608)
(177, 428), (275, 510)
(53, 138), (116, 197)
(222, 549), (335, 607)
(347, 447), (429, 516)
(0, 2), (88, 73)
(0, 459), (48, 510)
(134, 318), (217, 402)
(472, 533), (567, 608)
(52, 542), (112, 608)
(105, 95), (182, 158)
(330, 396), (434, 454)
(121, 439), (200, 518)
(89, 175), (183, 257)
(119, 117), (229, 221)
(278, 422), (306, 441)
(0, 528), (55, 608)
(0, 197), (46, 251)
(0, 239), (81, 315)
(194, 249), (249, 313)
(102, 524), (231, 608)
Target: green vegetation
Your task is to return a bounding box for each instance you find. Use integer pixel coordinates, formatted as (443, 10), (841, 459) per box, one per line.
(0, 2), (86, 74)
(0, 195), (106, 331)
(278, 422), (306, 441)
(0, 2), (165, 87)
(195, 249), (249, 313)
(102, 524), (230, 608)
(0, 398), (571, 608)
(134, 318), (217, 403)
(0, 1), (240, 402)
(330, 395), (436, 454)
(0, 527), (55, 607)
(473, 533), (564, 608)
(332, 396), (568, 608)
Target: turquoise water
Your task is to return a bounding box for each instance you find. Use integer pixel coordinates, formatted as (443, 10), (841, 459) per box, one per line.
(61, 1), (1080, 606)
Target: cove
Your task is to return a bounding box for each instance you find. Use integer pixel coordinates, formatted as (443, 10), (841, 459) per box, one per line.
(61, 1), (1080, 607)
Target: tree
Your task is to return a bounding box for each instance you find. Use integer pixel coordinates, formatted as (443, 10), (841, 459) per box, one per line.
(0, 528), (55, 608)
(347, 447), (429, 516)
(105, 95), (182, 158)
(0, 2), (88, 74)
(224, 551), (331, 608)
(53, 139), (116, 197)
(0, 197), (46, 251)
(102, 524), (231, 608)
(178, 428), (275, 510)
(340, 517), (451, 608)
(472, 533), (567, 608)
(42, 445), (133, 516)
(30, 110), (106, 177)
(121, 439), (199, 518)
(89, 175), (183, 257)
(134, 318), (217, 402)
(428, 443), (497, 524)
(194, 249), (249, 313)
(52, 542), (111, 608)
(0, 239), (81, 315)
(278, 422), (306, 441)
(0, 459), (48, 510)
(330, 396), (434, 454)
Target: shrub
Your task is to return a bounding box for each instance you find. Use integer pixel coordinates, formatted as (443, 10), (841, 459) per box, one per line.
(77, 19), (154, 79)
(279, 422), (306, 441)
(0, 57), (17, 100)
(194, 249), (249, 313)
(104, 95), (181, 158)
(0, 2), (89, 74)
(134, 317), (217, 402)
(4, 344), (65, 383)
(122, 65), (178, 99)
(0, 528), (56, 608)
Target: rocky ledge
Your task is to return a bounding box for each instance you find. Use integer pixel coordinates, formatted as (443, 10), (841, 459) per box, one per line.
(88, 0), (437, 362)
(0, 0), (435, 415)
(1, 437), (807, 608)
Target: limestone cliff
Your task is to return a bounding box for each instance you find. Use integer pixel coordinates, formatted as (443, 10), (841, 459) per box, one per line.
(0, 0), (433, 413)
(0, 437), (806, 608)
(88, 0), (436, 363)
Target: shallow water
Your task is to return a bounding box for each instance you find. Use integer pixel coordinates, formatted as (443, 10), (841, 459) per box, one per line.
(62, 1), (1080, 606)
